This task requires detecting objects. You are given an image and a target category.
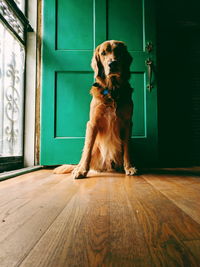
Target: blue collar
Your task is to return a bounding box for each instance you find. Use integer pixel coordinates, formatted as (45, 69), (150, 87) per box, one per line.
(102, 89), (109, 95)
(93, 82), (110, 96)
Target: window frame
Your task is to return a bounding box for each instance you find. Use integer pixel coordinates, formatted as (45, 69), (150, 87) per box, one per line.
(0, 0), (33, 172)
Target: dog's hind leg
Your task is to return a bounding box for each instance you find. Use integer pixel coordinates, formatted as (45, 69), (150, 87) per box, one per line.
(53, 164), (76, 174)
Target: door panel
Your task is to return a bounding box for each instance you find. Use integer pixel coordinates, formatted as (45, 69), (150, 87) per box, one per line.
(41, 0), (158, 165)
(56, 0), (94, 50)
(108, 0), (144, 51)
(55, 72), (92, 137)
(131, 73), (146, 137)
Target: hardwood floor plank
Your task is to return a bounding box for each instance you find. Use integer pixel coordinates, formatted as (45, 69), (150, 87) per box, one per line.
(1, 170), (200, 267)
(19, 174), (153, 267)
(108, 176), (154, 267)
(143, 174), (200, 225)
(123, 176), (200, 267)
(19, 178), (102, 267)
(63, 178), (110, 267)
(183, 240), (200, 263)
(20, 173), (200, 267)
(0, 171), (66, 224)
(0, 170), (51, 190)
(0, 170), (53, 208)
(143, 171), (200, 190)
(0, 174), (79, 267)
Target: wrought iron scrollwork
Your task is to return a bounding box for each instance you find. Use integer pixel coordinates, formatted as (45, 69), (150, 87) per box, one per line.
(0, 23), (24, 156)
(0, 0), (28, 157)
(0, 0), (24, 41)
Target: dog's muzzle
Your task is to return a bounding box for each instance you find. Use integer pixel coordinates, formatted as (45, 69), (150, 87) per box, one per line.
(108, 60), (118, 72)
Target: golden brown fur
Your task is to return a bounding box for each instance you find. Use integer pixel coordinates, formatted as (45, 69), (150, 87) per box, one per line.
(54, 40), (137, 178)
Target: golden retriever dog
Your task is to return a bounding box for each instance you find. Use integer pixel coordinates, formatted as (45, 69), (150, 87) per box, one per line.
(54, 40), (137, 178)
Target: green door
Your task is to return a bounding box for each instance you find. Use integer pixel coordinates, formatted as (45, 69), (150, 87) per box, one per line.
(41, 0), (158, 166)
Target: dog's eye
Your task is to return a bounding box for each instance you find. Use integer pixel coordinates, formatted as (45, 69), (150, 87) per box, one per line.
(101, 51), (106, 56)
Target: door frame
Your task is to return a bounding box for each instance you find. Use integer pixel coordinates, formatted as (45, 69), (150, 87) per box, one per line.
(24, 0), (42, 167)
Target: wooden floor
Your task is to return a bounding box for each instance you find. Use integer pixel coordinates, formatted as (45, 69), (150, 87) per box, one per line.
(1, 168), (200, 267)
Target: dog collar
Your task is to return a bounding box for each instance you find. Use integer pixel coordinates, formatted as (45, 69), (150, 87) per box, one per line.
(93, 82), (109, 95)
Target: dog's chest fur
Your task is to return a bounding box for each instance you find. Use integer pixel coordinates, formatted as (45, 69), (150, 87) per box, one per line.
(90, 85), (123, 170)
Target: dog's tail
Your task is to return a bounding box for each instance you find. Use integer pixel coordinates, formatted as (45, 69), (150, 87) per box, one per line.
(53, 164), (76, 174)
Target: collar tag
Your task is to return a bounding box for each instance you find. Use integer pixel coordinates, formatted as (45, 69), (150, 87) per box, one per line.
(92, 83), (110, 96)
(102, 89), (109, 95)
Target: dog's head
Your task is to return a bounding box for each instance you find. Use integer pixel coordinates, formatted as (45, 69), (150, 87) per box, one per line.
(91, 40), (132, 80)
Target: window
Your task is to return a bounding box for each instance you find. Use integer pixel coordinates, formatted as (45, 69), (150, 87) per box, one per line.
(0, 0), (32, 172)
(13, 0), (25, 13)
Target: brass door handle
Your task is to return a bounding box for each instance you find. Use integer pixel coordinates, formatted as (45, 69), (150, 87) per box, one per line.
(146, 58), (153, 91)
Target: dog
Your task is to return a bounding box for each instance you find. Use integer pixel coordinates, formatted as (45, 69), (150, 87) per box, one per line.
(54, 40), (137, 178)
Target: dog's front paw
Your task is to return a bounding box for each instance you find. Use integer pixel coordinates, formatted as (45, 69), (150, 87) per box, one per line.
(125, 166), (137, 176)
(72, 166), (88, 179)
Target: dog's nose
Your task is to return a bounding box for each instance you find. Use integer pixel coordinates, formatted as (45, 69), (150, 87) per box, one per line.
(108, 60), (118, 70)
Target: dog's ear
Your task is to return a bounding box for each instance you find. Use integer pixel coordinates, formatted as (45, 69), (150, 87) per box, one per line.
(124, 50), (133, 80)
(116, 42), (133, 80)
(116, 42), (133, 68)
(126, 51), (133, 68)
(91, 45), (104, 78)
(122, 43), (133, 68)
